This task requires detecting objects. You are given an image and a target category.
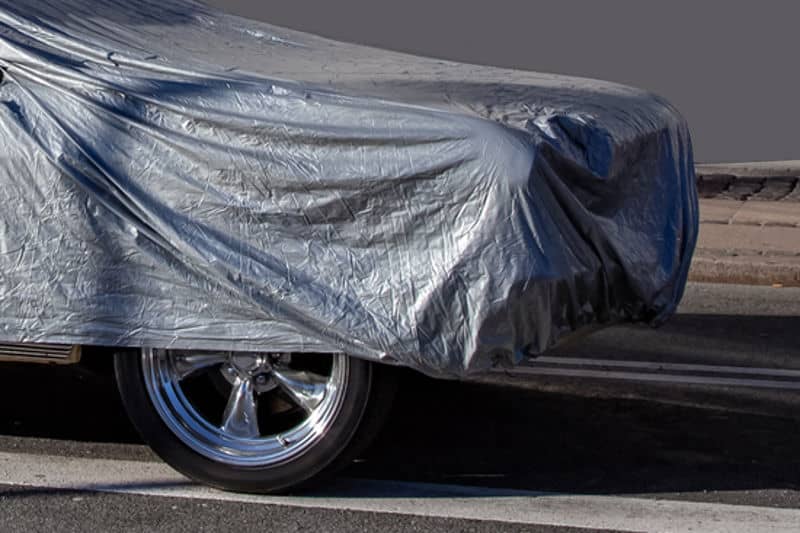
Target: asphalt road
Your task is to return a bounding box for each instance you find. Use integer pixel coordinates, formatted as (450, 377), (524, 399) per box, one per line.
(0, 282), (799, 531)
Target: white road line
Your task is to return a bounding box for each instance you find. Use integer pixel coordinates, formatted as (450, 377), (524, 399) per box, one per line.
(1, 451), (799, 532)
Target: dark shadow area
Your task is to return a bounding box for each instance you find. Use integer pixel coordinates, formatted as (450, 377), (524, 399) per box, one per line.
(2, 310), (800, 499)
(547, 314), (800, 370)
(344, 369), (800, 496)
(0, 363), (140, 444)
(641, 313), (800, 347)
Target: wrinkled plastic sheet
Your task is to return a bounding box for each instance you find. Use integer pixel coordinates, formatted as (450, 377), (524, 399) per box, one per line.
(0, 0), (698, 377)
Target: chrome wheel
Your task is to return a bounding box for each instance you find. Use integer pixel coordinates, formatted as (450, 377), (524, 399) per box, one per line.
(141, 348), (349, 467)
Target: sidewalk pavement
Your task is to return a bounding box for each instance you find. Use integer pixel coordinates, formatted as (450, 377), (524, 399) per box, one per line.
(690, 162), (800, 287)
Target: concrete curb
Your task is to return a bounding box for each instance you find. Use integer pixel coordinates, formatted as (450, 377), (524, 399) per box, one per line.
(689, 256), (800, 287)
(695, 160), (800, 178)
(696, 161), (800, 178)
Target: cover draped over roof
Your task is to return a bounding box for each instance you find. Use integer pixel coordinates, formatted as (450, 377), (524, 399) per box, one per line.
(0, 0), (697, 376)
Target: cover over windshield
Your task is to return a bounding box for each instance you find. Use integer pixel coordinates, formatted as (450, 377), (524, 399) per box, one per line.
(0, 0), (697, 376)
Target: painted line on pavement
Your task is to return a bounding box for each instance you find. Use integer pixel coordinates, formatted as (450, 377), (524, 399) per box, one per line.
(1, 451), (799, 532)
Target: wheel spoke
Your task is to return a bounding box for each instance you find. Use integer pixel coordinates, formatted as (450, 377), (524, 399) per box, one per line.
(171, 352), (229, 380)
(271, 368), (328, 414)
(220, 378), (260, 439)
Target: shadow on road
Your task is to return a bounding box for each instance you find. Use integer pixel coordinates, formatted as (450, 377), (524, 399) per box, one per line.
(0, 314), (799, 497)
(345, 370), (800, 495)
(547, 313), (800, 370)
(0, 363), (139, 444)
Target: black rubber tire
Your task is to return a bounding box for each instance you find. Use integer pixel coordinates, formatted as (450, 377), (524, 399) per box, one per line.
(114, 350), (393, 494)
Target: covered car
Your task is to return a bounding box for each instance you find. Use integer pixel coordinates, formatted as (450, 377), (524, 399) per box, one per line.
(0, 0), (697, 492)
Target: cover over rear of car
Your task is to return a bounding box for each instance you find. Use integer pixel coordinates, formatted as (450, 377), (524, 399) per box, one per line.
(0, 0), (697, 376)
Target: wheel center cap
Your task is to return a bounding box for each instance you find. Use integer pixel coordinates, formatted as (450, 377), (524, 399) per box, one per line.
(229, 353), (270, 375)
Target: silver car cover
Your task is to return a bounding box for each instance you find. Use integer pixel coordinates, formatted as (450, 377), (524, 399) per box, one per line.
(0, 0), (698, 377)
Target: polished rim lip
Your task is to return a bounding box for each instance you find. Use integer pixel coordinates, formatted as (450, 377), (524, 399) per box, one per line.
(141, 348), (349, 468)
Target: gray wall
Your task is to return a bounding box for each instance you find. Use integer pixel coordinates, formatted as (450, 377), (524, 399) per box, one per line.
(204, 1), (799, 164)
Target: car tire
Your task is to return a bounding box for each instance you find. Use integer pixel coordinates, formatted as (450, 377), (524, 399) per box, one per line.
(114, 348), (394, 494)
